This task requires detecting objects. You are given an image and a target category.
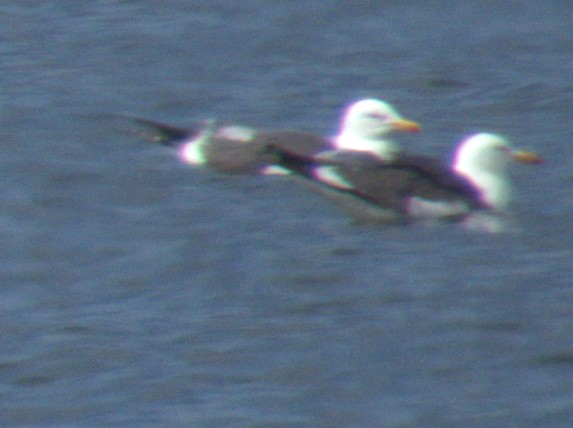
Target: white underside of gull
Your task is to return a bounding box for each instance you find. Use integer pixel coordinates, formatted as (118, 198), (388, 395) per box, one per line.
(406, 197), (470, 220)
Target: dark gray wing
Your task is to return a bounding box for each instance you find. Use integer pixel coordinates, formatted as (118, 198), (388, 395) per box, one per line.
(364, 151), (486, 208)
(205, 130), (332, 174)
(270, 147), (486, 213)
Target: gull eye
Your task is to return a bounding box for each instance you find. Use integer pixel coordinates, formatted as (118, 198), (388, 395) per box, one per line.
(367, 112), (389, 121)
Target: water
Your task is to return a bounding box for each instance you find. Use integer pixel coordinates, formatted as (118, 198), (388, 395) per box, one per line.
(1, 1), (573, 426)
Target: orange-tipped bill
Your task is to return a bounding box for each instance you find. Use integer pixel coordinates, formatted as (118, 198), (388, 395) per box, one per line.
(392, 119), (421, 133)
(511, 150), (543, 165)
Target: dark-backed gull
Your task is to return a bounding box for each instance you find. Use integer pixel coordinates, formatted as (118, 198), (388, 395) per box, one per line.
(269, 133), (542, 227)
(123, 98), (420, 174)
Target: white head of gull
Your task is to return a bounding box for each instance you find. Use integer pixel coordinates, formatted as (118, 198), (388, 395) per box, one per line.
(333, 98), (421, 161)
(453, 133), (542, 211)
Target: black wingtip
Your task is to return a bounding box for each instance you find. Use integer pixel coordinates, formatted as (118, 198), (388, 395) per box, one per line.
(110, 114), (199, 148)
(265, 144), (320, 177)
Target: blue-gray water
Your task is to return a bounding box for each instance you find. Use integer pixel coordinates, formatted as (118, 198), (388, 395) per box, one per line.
(2, 1), (573, 426)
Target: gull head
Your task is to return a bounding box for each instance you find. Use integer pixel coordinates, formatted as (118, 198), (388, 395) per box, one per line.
(453, 133), (542, 210)
(335, 98), (421, 159)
